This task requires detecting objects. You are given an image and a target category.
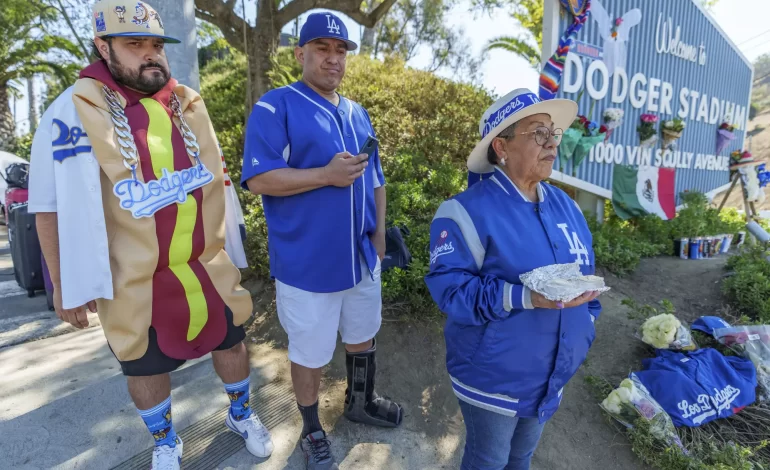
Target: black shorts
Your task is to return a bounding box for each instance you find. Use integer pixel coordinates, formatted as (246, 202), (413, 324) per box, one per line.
(113, 306), (246, 377)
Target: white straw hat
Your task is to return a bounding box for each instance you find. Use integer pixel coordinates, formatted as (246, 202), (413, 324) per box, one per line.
(467, 88), (578, 174)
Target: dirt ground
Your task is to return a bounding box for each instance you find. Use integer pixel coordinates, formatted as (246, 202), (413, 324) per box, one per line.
(242, 253), (731, 470)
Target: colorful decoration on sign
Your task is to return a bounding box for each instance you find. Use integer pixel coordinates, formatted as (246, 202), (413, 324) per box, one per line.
(560, 0), (589, 16)
(716, 120), (736, 155)
(560, 111), (607, 173)
(591, 0), (642, 77)
(602, 108), (624, 142)
(637, 114), (659, 149)
(539, 0), (591, 100)
(661, 119), (686, 150)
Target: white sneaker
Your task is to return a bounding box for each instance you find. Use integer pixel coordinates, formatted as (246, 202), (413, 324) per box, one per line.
(226, 412), (274, 458)
(151, 437), (183, 470)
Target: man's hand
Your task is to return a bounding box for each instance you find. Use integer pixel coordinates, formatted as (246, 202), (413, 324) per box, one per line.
(372, 230), (386, 261)
(531, 290), (600, 310)
(323, 151), (368, 187)
(53, 286), (97, 329)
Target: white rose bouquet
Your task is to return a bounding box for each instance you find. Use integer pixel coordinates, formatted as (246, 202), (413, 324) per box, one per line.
(602, 108), (624, 142)
(638, 313), (697, 351)
(600, 374), (686, 453)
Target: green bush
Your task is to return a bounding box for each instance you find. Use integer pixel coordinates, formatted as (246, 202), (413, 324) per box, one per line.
(723, 245), (770, 322)
(200, 50), (493, 315)
(587, 211), (668, 275)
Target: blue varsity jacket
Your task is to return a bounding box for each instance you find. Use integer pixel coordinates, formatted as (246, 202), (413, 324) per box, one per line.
(424, 167), (601, 422)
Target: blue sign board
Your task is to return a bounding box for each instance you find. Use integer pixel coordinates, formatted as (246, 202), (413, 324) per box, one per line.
(544, 0), (753, 200)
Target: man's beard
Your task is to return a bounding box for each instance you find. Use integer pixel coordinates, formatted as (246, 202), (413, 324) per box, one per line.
(108, 47), (170, 94)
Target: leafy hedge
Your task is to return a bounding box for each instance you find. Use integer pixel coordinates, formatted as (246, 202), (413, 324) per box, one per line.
(588, 192), (764, 276)
(200, 49), (492, 316)
(723, 245), (770, 323)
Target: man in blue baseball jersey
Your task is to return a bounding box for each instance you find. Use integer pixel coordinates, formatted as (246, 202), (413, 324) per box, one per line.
(241, 11), (402, 469)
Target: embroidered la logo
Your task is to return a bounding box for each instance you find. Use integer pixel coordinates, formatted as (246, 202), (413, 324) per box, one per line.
(52, 119), (92, 162)
(557, 223), (589, 265)
(430, 230), (454, 265)
(326, 15), (341, 34)
(113, 165), (214, 219)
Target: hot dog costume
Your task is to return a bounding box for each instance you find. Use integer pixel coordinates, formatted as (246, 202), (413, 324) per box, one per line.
(28, 33), (251, 370)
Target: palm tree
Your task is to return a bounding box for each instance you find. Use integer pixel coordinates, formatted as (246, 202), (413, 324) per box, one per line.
(485, 0), (543, 70)
(0, 0), (82, 151)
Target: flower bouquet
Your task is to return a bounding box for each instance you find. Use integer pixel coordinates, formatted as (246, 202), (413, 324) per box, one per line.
(661, 118), (686, 150)
(573, 122), (608, 170)
(716, 121), (736, 155)
(559, 116), (587, 169)
(637, 313), (698, 351)
(600, 374), (686, 453)
(638, 114), (659, 148)
(714, 325), (770, 401)
(730, 150), (755, 169)
(603, 108), (625, 142)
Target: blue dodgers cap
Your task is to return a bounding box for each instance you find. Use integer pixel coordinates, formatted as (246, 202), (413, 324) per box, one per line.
(691, 316), (732, 337)
(298, 12), (358, 51)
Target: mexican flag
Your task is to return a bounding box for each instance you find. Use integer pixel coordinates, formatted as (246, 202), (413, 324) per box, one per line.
(612, 165), (676, 220)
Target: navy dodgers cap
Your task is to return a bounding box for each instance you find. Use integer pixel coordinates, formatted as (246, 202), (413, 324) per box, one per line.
(298, 12), (358, 51)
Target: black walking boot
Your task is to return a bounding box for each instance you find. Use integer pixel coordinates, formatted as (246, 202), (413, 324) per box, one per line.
(344, 338), (403, 428)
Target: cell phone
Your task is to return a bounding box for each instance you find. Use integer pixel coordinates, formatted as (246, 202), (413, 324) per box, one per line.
(359, 135), (379, 159)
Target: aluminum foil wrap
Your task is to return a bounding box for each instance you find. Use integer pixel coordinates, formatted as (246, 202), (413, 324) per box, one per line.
(519, 263), (611, 302)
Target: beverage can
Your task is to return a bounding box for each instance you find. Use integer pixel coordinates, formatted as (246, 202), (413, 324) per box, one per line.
(679, 238), (689, 259)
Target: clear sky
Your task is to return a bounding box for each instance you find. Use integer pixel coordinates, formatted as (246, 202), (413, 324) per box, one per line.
(9, 0), (770, 135)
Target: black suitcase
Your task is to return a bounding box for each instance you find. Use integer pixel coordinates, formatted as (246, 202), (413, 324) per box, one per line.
(9, 204), (44, 297)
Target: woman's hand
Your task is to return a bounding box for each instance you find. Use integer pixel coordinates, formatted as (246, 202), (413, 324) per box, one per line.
(531, 290), (600, 310)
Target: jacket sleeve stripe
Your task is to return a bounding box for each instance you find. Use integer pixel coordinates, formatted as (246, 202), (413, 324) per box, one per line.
(433, 200), (485, 270)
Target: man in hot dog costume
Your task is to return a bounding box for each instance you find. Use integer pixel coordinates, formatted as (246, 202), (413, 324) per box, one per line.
(27, 1), (273, 468)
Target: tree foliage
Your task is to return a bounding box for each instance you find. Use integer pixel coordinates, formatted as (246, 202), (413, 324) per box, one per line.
(0, 0), (82, 150)
(200, 51), (492, 315)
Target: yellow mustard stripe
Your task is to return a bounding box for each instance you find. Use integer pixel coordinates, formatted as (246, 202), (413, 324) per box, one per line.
(141, 99), (208, 341)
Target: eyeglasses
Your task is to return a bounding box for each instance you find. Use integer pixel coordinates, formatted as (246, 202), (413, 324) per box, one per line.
(499, 127), (563, 146)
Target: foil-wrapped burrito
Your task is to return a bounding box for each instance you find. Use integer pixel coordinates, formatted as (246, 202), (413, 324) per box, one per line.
(519, 262), (610, 303)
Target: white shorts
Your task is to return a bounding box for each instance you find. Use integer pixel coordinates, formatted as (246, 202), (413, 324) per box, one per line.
(276, 257), (382, 368)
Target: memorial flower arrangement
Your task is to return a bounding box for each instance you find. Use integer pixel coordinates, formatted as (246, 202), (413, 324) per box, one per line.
(639, 313), (697, 350)
(716, 119), (736, 155)
(602, 108), (624, 142)
(559, 114), (607, 172)
(600, 374), (686, 453)
(637, 113), (659, 148)
(714, 325), (770, 401)
(661, 118), (686, 150)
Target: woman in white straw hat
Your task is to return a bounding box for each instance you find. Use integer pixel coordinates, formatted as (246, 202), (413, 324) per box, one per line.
(424, 88), (603, 469)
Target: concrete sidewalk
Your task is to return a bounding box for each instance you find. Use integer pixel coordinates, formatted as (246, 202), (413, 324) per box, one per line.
(0, 324), (463, 470)
(0, 328), (276, 469)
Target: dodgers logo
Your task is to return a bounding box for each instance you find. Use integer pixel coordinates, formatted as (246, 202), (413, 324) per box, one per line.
(557, 223), (590, 266)
(677, 384), (741, 425)
(52, 119), (92, 162)
(326, 15), (341, 34)
(482, 96), (527, 138)
(114, 165), (214, 219)
(430, 230), (454, 265)
(94, 11), (107, 32)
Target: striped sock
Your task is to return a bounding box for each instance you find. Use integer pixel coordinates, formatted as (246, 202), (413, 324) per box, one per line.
(137, 396), (179, 448)
(225, 377), (252, 421)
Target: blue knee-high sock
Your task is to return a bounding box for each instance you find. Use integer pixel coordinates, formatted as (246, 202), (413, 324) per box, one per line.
(138, 396), (179, 448)
(225, 377), (252, 421)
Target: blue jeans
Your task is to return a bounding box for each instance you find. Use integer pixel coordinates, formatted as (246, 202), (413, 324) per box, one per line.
(459, 400), (546, 470)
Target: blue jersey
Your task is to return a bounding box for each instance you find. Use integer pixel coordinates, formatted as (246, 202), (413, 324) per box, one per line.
(635, 348), (756, 427)
(425, 168), (601, 421)
(241, 81), (385, 293)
